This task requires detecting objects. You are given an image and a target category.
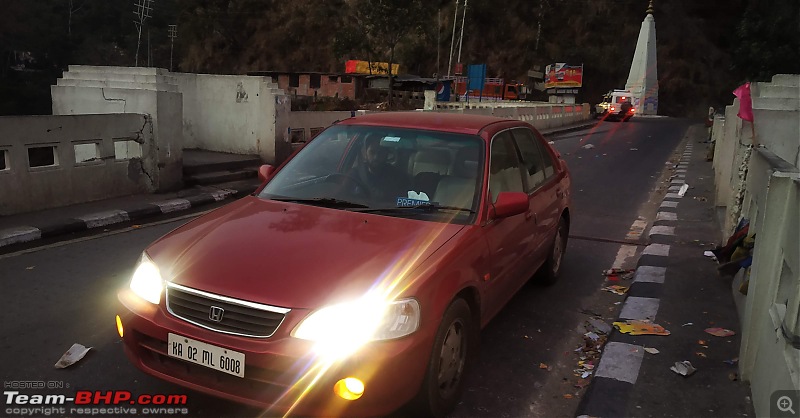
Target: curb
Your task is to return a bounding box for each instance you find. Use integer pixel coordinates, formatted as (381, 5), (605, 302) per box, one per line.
(0, 184), (258, 250)
(576, 140), (695, 418)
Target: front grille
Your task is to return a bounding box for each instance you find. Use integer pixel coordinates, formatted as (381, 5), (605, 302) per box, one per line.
(166, 283), (289, 338)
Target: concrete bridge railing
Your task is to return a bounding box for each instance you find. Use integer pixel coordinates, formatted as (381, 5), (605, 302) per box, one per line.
(711, 74), (800, 417)
(0, 113), (156, 215)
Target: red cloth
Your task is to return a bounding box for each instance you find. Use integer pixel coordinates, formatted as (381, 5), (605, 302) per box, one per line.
(733, 83), (754, 122)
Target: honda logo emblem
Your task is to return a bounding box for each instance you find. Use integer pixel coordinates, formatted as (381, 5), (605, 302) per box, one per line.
(208, 306), (224, 322)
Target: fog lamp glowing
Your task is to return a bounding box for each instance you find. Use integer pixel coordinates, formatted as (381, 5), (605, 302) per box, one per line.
(334, 377), (364, 400)
(115, 315), (124, 338)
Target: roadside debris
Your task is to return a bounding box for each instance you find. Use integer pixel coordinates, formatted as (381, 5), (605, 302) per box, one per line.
(630, 148), (638, 151)
(55, 343), (91, 369)
(670, 361), (697, 377)
(602, 268), (635, 281)
(682, 322), (694, 327)
(703, 251), (718, 261)
(613, 320), (671, 336)
(724, 358), (739, 365)
(729, 372), (739, 381)
(705, 327), (735, 337)
(644, 347), (660, 355)
(539, 362), (552, 371)
(602, 285), (629, 295)
(583, 144), (595, 149)
(587, 318), (612, 334)
(678, 183), (690, 197)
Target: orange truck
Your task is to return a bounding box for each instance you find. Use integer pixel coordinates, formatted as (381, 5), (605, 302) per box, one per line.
(441, 76), (522, 100)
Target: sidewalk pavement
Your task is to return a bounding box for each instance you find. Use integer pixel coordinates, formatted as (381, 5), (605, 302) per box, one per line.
(0, 119), (600, 251)
(577, 124), (755, 417)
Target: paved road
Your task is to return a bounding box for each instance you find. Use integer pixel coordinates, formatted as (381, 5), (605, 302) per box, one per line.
(0, 117), (689, 418)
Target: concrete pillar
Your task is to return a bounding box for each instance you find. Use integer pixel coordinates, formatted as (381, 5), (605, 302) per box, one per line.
(625, 2), (659, 115)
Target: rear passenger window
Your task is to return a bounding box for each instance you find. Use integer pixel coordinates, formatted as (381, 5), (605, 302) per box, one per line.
(489, 131), (525, 202)
(532, 130), (556, 179)
(511, 128), (546, 191)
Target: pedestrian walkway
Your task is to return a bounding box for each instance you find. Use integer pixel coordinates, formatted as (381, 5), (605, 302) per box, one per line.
(577, 124), (755, 417)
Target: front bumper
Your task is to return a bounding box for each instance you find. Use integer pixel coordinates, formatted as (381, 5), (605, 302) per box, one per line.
(117, 289), (432, 417)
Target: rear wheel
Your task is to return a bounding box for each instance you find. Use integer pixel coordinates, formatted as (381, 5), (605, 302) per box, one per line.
(535, 217), (568, 285)
(412, 298), (476, 418)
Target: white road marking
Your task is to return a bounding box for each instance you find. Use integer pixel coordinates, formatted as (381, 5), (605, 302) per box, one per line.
(612, 245), (639, 269)
(660, 201), (679, 209)
(665, 193), (682, 199)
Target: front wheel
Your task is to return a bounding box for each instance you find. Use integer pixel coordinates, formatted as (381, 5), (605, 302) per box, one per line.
(412, 298), (476, 418)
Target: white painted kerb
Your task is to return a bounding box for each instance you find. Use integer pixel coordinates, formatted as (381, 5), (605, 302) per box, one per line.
(594, 342), (644, 384)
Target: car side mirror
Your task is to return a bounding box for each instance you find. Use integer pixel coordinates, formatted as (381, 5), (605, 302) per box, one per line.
(492, 192), (529, 218)
(258, 164), (275, 183)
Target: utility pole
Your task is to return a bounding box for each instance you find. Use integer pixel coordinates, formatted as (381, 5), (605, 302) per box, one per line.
(168, 24), (177, 72)
(447, 0), (459, 77)
(457, 0), (467, 64)
(133, 0), (154, 67)
(436, 9), (440, 79)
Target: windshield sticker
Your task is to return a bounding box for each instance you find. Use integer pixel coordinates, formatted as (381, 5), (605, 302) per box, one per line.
(397, 197), (431, 207)
(407, 191), (430, 201)
(383, 136), (401, 143)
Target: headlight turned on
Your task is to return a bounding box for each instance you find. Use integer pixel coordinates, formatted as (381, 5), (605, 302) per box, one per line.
(129, 253), (164, 304)
(292, 296), (421, 359)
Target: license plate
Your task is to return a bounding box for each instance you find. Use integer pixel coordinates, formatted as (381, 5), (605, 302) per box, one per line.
(167, 333), (245, 378)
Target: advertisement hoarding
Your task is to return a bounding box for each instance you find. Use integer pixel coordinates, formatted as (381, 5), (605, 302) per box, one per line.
(544, 63), (583, 89)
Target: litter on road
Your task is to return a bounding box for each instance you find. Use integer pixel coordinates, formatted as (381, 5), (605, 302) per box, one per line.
(705, 327), (736, 337)
(602, 285), (629, 295)
(678, 183), (690, 197)
(670, 361), (697, 377)
(613, 320), (671, 336)
(644, 347), (660, 355)
(703, 250), (718, 261)
(54, 343), (91, 369)
(724, 358), (739, 365)
(583, 144), (595, 149)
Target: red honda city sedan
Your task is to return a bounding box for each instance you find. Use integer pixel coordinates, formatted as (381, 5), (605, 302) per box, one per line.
(117, 112), (572, 417)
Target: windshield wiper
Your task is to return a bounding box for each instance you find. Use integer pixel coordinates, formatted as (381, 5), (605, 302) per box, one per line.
(270, 197), (369, 209)
(355, 204), (475, 214)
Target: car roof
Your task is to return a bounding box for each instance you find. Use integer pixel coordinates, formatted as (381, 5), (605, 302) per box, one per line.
(337, 112), (522, 136)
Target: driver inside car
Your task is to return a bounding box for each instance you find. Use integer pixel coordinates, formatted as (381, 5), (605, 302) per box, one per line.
(353, 134), (408, 200)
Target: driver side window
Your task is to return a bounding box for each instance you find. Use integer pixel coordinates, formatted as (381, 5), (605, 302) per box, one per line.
(489, 131), (525, 203)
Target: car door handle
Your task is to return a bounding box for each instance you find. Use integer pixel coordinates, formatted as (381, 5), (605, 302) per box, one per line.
(556, 188), (564, 198)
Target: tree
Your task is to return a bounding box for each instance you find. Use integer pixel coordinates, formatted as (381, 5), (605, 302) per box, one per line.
(350, 0), (435, 107)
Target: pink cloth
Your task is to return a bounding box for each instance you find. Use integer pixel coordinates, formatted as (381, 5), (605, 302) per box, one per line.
(733, 83), (754, 122)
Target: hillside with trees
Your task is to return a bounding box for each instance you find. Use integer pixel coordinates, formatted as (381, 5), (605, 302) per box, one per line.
(1, 0), (798, 116)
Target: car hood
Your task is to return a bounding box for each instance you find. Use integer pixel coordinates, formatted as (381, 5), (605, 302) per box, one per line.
(147, 196), (465, 309)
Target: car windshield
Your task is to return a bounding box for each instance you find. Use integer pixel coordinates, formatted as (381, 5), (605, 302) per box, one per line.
(259, 124), (484, 224)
